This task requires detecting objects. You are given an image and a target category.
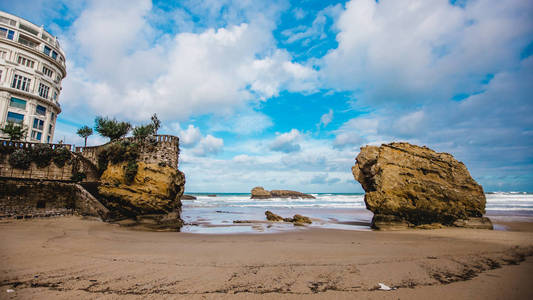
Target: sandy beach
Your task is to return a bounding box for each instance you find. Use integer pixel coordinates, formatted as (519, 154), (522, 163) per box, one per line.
(1, 216), (532, 299)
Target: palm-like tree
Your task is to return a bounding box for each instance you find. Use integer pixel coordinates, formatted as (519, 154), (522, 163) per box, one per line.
(77, 125), (93, 147)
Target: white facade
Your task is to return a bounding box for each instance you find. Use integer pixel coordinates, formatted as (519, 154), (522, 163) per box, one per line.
(0, 11), (66, 143)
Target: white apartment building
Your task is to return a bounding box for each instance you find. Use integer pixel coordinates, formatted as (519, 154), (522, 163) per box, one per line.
(0, 11), (66, 143)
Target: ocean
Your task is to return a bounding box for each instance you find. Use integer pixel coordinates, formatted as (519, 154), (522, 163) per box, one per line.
(180, 192), (533, 234)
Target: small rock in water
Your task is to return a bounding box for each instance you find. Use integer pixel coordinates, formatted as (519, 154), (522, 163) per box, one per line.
(265, 211), (284, 222)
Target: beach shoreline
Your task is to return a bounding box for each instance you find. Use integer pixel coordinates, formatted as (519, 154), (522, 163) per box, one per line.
(1, 216), (532, 299)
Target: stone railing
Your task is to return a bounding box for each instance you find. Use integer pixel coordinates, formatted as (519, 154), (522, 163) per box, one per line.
(74, 135), (180, 169)
(0, 139), (72, 150)
(0, 139), (96, 182)
(0, 134), (179, 182)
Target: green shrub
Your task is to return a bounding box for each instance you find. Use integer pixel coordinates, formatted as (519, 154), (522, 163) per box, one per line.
(97, 141), (141, 181)
(8, 149), (31, 169)
(31, 144), (54, 168)
(94, 116), (131, 141)
(97, 149), (109, 175)
(53, 147), (71, 167)
(124, 161), (138, 184)
(132, 124), (155, 139)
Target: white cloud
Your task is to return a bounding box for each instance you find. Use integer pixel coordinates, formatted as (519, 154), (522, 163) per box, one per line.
(269, 129), (302, 153)
(282, 4), (342, 45)
(321, 0), (533, 106)
(318, 109), (333, 128)
(332, 117), (380, 149)
(180, 133), (361, 192)
(59, 2), (317, 123)
(175, 124), (202, 148)
(208, 109), (273, 135)
(192, 134), (224, 156)
(167, 123), (224, 156)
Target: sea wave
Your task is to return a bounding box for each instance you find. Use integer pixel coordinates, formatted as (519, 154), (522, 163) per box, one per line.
(182, 193), (533, 212)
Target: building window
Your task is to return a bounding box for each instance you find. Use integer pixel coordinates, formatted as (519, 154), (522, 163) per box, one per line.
(33, 118), (44, 130)
(38, 83), (50, 99)
(0, 16), (16, 26)
(43, 45), (51, 56)
(0, 27), (15, 40)
(0, 49), (7, 59)
(42, 65), (53, 77)
(11, 74), (31, 91)
(51, 51), (57, 60)
(18, 35), (39, 49)
(17, 56), (35, 68)
(53, 91), (58, 100)
(0, 70), (2, 81)
(31, 130), (42, 141)
(36, 105), (46, 116)
(19, 23), (39, 36)
(9, 97), (26, 109)
(7, 112), (24, 124)
(49, 124), (53, 133)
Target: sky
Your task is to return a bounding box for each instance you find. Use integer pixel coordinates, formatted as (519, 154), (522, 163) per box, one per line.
(1, 0), (532, 192)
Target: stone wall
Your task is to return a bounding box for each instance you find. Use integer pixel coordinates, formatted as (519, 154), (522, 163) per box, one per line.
(0, 178), (109, 219)
(75, 135), (180, 169)
(0, 140), (98, 182)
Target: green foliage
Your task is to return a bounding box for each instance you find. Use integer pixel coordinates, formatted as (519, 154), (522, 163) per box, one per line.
(94, 116), (131, 141)
(76, 125), (93, 147)
(0, 143), (15, 161)
(97, 141), (141, 183)
(30, 144), (54, 168)
(132, 124), (155, 139)
(97, 150), (109, 175)
(124, 161), (138, 184)
(6, 145), (72, 170)
(1, 122), (27, 141)
(8, 149), (31, 169)
(53, 147), (71, 168)
(151, 113), (161, 134)
(105, 141), (140, 164)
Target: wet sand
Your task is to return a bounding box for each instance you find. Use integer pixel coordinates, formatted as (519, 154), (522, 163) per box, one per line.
(1, 216), (532, 299)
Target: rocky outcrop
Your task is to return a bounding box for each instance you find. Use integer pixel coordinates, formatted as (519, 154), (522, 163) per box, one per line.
(264, 211), (313, 226)
(265, 211), (284, 221)
(251, 187), (315, 199)
(98, 162), (185, 230)
(181, 194), (197, 200)
(352, 142), (492, 230)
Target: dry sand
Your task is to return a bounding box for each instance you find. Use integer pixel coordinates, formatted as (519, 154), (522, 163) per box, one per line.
(1, 216), (532, 299)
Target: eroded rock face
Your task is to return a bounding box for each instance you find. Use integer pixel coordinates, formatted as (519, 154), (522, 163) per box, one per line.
(98, 162), (185, 230)
(251, 187), (315, 199)
(352, 142), (491, 230)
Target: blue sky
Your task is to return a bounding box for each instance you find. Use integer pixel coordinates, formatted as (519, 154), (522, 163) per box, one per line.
(2, 0), (532, 192)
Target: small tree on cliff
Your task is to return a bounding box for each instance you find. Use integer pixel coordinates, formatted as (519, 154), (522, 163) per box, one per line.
(1, 122), (27, 141)
(76, 125), (93, 147)
(150, 113), (161, 134)
(94, 116), (131, 141)
(132, 124), (155, 139)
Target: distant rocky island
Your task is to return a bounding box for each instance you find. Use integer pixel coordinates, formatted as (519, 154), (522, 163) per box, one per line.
(251, 186), (315, 199)
(352, 142), (492, 230)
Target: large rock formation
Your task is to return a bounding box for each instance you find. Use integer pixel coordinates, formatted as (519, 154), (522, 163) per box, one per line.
(352, 142), (492, 230)
(251, 187), (315, 199)
(98, 162), (185, 230)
